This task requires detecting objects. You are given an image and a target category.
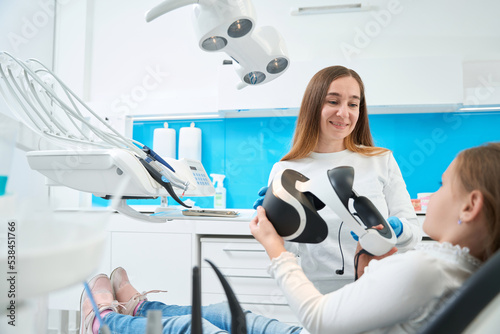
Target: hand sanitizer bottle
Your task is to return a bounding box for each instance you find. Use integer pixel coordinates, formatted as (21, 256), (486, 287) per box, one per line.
(210, 174), (226, 209)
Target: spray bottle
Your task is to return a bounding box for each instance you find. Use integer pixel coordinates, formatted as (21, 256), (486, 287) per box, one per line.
(210, 174), (226, 209)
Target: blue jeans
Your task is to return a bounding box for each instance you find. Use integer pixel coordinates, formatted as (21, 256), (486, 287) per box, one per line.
(102, 301), (302, 334)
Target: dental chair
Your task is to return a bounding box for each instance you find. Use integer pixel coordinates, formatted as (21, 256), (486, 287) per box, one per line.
(417, 249), (500, 334)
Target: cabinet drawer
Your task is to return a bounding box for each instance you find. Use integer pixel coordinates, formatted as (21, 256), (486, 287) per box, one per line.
(201, 238), (269, 269)
(201, 267), (282, 296)
(202, 293), (299, 324)
(203, 292), (288, 306)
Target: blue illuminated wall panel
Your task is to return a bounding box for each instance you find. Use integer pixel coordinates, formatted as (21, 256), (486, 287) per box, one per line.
(93, 111), (500, 209)
(371, 111), (500, 196)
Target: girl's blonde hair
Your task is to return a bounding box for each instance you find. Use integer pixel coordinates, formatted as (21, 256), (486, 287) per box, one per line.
(455, 142), (500, 260)
(281, 66), (387, 161)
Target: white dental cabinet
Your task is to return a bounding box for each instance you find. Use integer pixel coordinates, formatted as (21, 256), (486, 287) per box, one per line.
(47, 209), (427, 329)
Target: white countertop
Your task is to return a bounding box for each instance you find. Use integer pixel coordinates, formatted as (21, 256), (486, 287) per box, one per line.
(55, 206), (425, 237)
(107, 208), (257, 236)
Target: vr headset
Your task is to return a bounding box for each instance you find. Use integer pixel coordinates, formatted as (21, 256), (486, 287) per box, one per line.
(262, 166), (396, 256)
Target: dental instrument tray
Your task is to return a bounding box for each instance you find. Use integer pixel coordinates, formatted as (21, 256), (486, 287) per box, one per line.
(182, 209), (240, 218)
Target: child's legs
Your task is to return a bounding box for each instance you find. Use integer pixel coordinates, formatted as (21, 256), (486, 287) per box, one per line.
(200, 302), (302, 334)
(103, 312), (228, 334)
(101, 312), (148, 334)
(136, 301), (193, 318)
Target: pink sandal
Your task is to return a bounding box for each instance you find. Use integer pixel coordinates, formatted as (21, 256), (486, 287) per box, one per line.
(80, 274), (121, 334)
(110, 267), (167, 316)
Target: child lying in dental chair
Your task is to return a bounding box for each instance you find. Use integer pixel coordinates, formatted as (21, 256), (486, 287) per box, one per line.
(81, 142), (500, 334)
(251, 142), (500, 333)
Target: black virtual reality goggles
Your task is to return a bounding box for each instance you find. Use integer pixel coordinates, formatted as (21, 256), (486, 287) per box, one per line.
(262, 166), (396, 256)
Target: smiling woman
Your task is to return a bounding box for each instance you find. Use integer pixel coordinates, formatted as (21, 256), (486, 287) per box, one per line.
(316, 76), (361, 152)
(261, 65), (423, 294)
(282, 66), (387, 160)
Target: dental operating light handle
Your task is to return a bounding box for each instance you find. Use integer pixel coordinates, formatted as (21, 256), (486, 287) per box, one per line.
(145, 0), (198, 22)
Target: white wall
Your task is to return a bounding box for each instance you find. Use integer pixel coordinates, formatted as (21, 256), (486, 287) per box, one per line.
(55, 0), (224, 124)
(0, 0), (56, 200)
(53, 0), (500, 120)
(3, 0), (500, 205)
(264, 0), (500, 63)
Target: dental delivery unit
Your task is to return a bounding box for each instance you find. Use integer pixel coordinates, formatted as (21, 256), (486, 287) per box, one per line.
(0, 52), (215, 221)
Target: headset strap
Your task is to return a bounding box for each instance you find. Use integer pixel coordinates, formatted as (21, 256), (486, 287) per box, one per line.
(354, 249), (373, 281)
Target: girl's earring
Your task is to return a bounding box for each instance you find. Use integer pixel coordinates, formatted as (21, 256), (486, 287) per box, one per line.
(458, 219), (463, 225)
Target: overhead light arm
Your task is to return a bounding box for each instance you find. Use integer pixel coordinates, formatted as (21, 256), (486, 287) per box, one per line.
(145, 0), (289, 88)
(145, 0), (198, 23)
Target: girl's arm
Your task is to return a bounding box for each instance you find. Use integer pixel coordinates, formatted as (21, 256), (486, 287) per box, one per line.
(251, 206), (441, 333)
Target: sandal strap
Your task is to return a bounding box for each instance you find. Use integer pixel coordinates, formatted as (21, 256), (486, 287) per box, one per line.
(141, 289), (168, 297)
(123, 290), (168, 315)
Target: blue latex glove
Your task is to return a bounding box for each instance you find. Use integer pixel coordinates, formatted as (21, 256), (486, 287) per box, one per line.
(350, 216), (404, 241)
(252, 186), (268, 209)
(387, 216), (403, 238)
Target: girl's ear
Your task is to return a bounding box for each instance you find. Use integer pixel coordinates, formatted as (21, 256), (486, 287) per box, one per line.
(461, 190), (484, 224)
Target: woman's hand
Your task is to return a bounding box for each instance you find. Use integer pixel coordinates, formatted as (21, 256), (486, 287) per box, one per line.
(355, 224), (398, 279)
(249, 206), (286, 259)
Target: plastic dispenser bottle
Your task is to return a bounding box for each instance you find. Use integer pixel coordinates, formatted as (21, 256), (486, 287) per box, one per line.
(211, 174), (226, 209)
(178, 122), (202, 161)
(153, 122), (176, 159)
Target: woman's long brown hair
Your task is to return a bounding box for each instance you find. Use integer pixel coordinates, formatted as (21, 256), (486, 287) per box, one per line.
(281, 66), (387, 161)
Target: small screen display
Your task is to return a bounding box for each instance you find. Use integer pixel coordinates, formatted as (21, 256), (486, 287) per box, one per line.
(190, 166), (197, 171)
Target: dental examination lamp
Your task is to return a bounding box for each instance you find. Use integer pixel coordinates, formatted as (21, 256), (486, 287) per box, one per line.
(0, 52), (215, 222)
(145, 0), (289, 89)
(262, 166), (396, 256)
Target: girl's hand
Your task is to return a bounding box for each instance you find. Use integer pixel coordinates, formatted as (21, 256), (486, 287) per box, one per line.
(355, 225), (398, 278)
(249, 206), (286, 259)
